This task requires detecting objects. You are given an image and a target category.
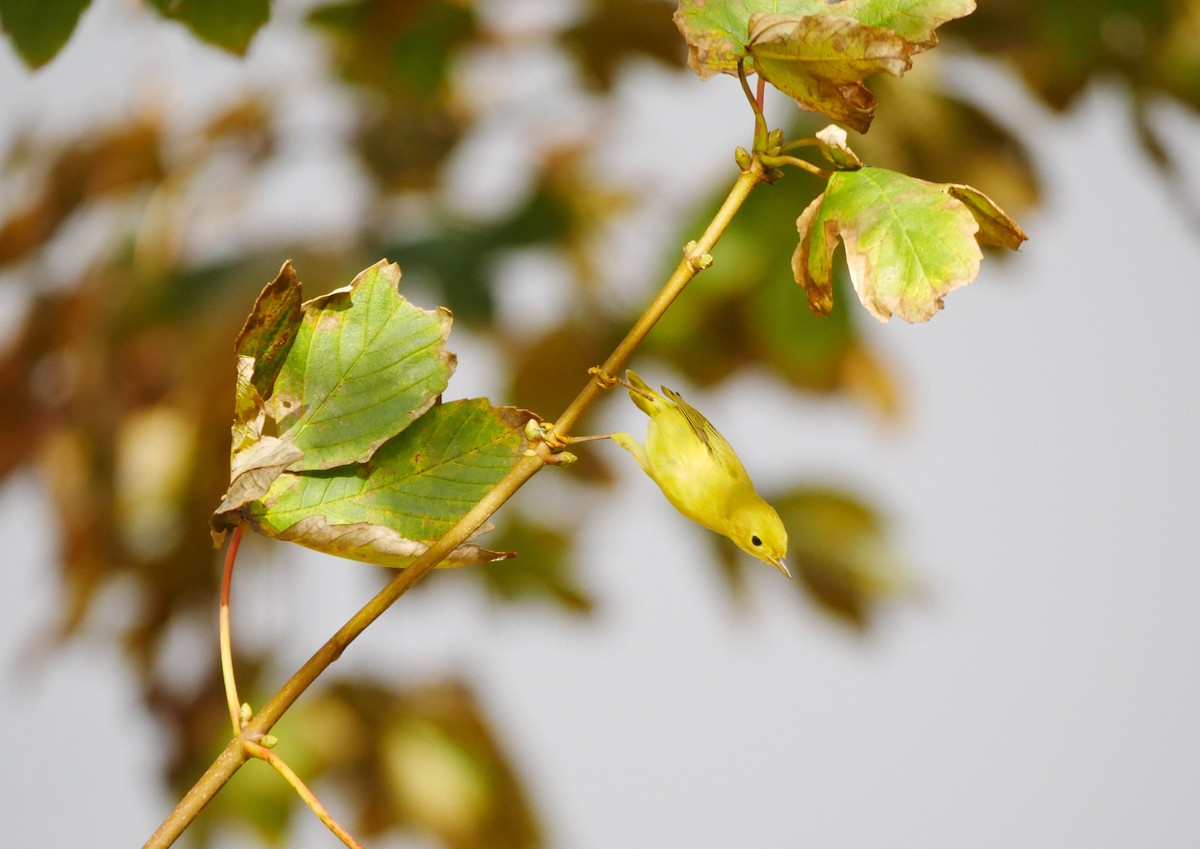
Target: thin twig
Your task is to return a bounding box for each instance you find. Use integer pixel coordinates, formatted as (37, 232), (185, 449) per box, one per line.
(245, 741), (365, 849)
(220, 525), (244, 734)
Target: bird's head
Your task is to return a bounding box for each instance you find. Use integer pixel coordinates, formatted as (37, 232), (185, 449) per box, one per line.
(728, 497), (790, 578)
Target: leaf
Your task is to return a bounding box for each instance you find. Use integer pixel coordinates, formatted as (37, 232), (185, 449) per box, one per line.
(0, 121), (164, 269)
(563, 0), (688, 90)
(806, 0), (975, 49)
(242, 400), (536, 568)
(0, 0), (91, 67)
(233, 260), (303, 400)
(673, 0), (975, 131)
(815, 124), (863, 170)
(848, 74), (1039, 215)
(710, 485), (909, 628)
(213, 435), (304, 527)
(945, 184), (1029, 249)
(145, 0), (271, 55)
(270, 260), (455, 471)
(747, 13), (913, 134)
(212, 259), (460, 541)
(480, 516), (593, 614)
(792, 167), (1025, 322)
(776, 487), (910, 630)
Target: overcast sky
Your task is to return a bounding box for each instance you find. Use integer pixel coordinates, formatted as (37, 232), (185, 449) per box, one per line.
(2, 3), (1199, 848)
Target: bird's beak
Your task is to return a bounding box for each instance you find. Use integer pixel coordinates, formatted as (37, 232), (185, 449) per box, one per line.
(772, 557), (792, 579)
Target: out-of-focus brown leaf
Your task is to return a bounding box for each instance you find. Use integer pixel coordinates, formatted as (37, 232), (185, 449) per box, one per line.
(479, 514), (593, 614)
(380, 146), (625, 326)
(0, 292), (68, 481)
(507, 319), (620, 484)
(310, 0), (478, 191)
(203, 97), (276, 162)
(563, 0), (685, 90)
(711, 485), (908, 628)
(356, 95), (464, 192)
(952, 2), (1187, 111)
(946, 4), (1200, 216)
(778, 487), (908, 629)
(853, 69), (1039, 216)
(0, 121), (164, 267)
(276, 680), (542, 849)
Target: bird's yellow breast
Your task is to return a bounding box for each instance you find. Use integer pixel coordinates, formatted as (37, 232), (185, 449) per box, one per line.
(642, 405), (748, 534)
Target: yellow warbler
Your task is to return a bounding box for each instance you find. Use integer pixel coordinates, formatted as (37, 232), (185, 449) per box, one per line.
(610, 369), (790, 577)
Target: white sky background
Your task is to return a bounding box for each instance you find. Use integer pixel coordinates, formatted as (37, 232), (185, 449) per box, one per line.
(2, 2), (1199, 847)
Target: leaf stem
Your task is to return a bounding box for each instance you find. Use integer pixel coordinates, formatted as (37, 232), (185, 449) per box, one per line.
(143, 154), (769, 849)
(759, 153), (830, 180)
(220, 525), (244, 735)
(737, 60), (769, 152)
(780, 137), (822, 153)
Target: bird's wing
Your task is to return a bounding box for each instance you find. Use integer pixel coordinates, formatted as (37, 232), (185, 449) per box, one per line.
(660, 386), (744, 473)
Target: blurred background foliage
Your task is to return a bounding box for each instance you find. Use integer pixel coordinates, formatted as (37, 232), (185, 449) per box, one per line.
(1, 0), (1198, 846)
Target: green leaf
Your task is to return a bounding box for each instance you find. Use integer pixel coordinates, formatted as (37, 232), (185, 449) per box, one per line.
(244, 400), (536, 568)
(673, 0), (975, 131)
(270, 260), (455, 471)
(211, 259), (460, 544)
(0, 0), (91, 68)
(792, 167), (1025, 323)
(145, 0), (270, 54)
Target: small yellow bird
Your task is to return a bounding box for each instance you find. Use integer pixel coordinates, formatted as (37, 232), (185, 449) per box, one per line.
(610, 369), (790, 577)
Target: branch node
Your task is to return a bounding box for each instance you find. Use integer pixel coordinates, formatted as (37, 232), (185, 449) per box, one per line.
(588, 366), (619, 388)
(546, 450), (578, 466)
(684, 240), (714, 272)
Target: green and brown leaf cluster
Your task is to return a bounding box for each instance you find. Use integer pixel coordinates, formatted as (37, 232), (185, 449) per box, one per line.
(675, 0), (976, 131)
(214, 260), (537, 567)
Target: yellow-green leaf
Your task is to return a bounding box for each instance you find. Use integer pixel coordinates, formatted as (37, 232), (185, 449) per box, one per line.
(793, 167), (1024, 322)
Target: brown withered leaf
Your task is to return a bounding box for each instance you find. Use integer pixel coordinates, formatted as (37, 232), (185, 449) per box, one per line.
(747, 13), (914, 134)
(270, 515), (514, 569)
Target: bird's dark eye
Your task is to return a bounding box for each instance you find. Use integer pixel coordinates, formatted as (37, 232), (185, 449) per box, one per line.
(751, 535), (762, 547)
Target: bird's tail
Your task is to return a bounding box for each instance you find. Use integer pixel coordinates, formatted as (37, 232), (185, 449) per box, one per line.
(623, 369), (660, 417)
